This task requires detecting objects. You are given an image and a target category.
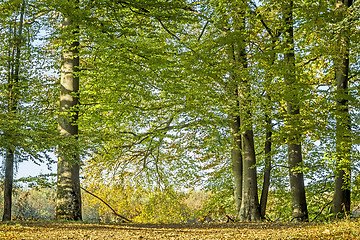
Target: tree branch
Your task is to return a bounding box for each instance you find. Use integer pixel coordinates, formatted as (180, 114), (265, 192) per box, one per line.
(157, 18), (181, 41)
(80, 186), (132, 222)
(198, 21), (209, 41)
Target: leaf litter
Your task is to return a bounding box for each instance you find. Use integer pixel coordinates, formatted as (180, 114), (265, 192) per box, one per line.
(1, 221), (360, 239)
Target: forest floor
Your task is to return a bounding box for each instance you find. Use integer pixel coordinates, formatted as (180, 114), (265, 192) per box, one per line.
(1, 220), (360, 239)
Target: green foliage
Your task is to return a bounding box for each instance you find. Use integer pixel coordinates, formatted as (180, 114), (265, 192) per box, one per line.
(0, 0), (359, 223)
(15, 174), (56, 189)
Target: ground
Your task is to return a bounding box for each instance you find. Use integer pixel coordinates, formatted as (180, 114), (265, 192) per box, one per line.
(1, 221), (359, 239)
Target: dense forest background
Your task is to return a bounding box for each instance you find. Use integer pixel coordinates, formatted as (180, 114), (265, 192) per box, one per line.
(1, 0), (360, 223)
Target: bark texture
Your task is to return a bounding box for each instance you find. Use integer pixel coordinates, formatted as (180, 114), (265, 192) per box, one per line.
(239, 127), (261, 221)
(55, 16), (82, 221)
(230, 113), (242, 215)
(331, 0), (352, 218)
(2, 149), (14, 221)
(260, 115), (272, 219)
(283, 0), (308, 222)
(234, 2), (261, 222)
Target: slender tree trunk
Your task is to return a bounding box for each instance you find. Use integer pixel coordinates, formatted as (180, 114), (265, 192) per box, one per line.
(283, 0), (308, 222)
(2, 1), (25, 221)
(55, 14), (82, 221)
(260, 115), (272, 219)
(331, 0), (352, 218)
(228, 16), (244, 218)
(230, 111), (242, 215)
(2, 149), (14, 221)
(259, 37), (276, 220)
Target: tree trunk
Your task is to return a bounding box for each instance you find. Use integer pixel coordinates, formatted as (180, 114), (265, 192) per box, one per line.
(230, 112), (242, 215)
(2, 149), (14, 221)
(288, 139), (308, 222)
(228, 17), (243, 219)
(332, 56), (351, 216)
(260, 115), (272, 219)
(55, 15), (82, 221)
(239, 126), (261, 221)
(283, 0), (308, 222)
(229, 2), (261, 222)
(331, 0), (352, 218)
(2, 1), (25, 221)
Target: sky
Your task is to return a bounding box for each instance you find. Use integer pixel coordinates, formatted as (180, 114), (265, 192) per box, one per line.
(16, 160), (57, 179)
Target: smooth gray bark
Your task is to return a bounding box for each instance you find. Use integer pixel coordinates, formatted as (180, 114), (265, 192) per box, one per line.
(230, 112), (242, 215)
(331, 0), (352, 218)
(228, 20), (244, 219)
(231, 2), (261, 222)
(55, 15), (82, 221)
(239, 127), (261, 222)
(283, 0), (308, 222)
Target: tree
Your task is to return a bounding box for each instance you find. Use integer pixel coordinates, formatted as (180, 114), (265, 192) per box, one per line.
(1, 0), (25, 221)
(282, 0), (308, 222)
(225, 1), (261, 221)
(237, 27), (261, 223)
(0, 0), (60, 221)
(332, 0), (353, 217)
(55, 0), (82, 220)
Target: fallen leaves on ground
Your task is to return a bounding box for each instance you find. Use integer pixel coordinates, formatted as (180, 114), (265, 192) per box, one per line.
(0, 220), (359, 239)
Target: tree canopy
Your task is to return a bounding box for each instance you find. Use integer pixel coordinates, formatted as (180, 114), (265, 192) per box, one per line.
(1, 0), (360, 222)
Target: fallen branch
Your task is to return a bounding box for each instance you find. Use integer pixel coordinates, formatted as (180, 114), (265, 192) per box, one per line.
(80, 186), (132, 223)
(226, 215), (235, 223)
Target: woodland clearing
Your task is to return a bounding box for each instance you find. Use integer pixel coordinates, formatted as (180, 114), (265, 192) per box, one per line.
(1, 221), (360, 239)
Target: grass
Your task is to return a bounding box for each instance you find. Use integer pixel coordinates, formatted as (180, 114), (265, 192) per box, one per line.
(1, 220), (360, 239)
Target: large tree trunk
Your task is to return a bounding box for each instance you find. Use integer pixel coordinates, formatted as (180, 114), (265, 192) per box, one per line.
(260, 115), (272, 219)
(283, 0), (308, 222)
(230, 1), (260, 222)
(331, 0), (352, 218)
(2, 1), (25, 221)
(55, 15), (82, 221)
(239, 125), (261, 221)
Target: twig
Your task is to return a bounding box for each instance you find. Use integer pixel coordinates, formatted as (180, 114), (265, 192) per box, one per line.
(198, 21), (209, 41)
(310, 200), (332, 222)
(157, 18), (181, 41)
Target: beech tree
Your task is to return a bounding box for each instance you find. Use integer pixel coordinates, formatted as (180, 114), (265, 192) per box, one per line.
(282, 0), (308, 222)
(1, 0), (360, 223)
(55, 0), (82, 220)
(332, 0), (353, 217)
